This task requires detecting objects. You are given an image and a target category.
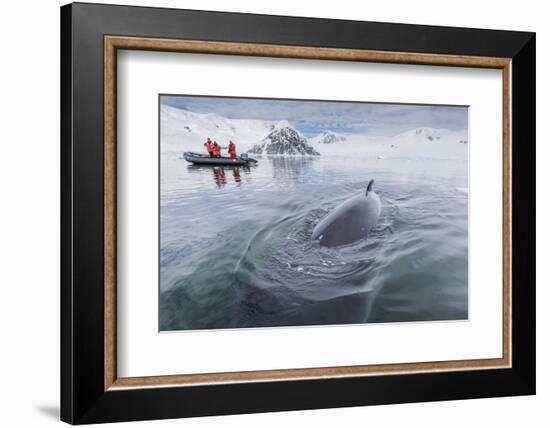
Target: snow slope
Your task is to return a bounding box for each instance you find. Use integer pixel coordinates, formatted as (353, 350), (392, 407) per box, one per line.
(161, 105), (277, 153)
(387, 127), (468, 160)
(314, 128), (468, 160)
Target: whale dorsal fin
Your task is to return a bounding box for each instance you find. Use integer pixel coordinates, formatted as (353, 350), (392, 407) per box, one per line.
(366, 179), (375, 196)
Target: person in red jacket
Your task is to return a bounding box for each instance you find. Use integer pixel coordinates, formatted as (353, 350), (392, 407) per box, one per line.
(228, 141), (237, 159)
(212, 142), (221, 158)
(203, 138), (214, 157)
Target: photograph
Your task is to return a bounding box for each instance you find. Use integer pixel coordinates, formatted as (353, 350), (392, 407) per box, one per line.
(159, 95), (469, 331)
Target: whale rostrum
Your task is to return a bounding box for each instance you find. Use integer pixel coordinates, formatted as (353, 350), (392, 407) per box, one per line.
(312, 179), (381, 247)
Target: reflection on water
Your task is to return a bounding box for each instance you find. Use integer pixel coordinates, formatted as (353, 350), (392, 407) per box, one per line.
(233, 167), (241, 183)
(160, 153), (468, 331)
(187, 165), (247, 188)
(268, 157), (319, 184)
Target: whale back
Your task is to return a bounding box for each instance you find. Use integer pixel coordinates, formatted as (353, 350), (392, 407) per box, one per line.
(312, 182), (381, 247)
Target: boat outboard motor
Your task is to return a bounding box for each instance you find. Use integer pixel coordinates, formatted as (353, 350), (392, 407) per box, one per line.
(240, 153), (249, 160)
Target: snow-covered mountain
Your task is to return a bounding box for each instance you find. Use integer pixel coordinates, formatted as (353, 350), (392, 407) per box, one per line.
(312, 126), (468, 160)
(161, 105), (277, 153)
(248, 126), (320, 156)
(311, 131), (347, 145)
(395, 127), (444, 142)
(392, 127), (468, 145)
(161, 105), (467, 160)
(358, 127), (468, 160)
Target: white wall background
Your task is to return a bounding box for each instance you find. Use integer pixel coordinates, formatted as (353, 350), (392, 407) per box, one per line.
(0, 0), (545, 426)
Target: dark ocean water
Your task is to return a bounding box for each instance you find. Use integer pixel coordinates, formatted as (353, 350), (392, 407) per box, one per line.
(159, 154), (468, 331)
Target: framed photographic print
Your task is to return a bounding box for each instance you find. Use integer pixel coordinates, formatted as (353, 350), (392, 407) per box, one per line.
(60, 2), (536, 424)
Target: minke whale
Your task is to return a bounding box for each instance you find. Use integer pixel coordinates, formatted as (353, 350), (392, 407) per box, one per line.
(312, 179), (381, 247)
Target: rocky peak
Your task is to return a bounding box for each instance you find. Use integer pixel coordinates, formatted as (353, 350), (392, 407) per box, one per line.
(314, 131), (347, 144)
(249, 126), (320, 156)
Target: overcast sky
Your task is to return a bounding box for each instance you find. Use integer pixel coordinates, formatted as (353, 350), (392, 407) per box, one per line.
(161, 95), (468, 137)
